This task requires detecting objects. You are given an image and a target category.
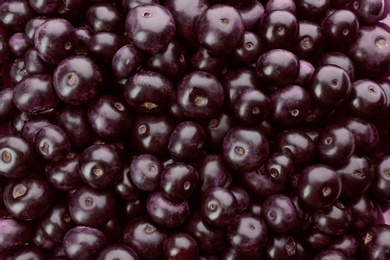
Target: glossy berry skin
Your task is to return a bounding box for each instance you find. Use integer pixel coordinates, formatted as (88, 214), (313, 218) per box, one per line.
(203, 112), (237, 151)
(186, 212), (226, 255)
(347, 26), (390, 78)
(28, 0), (60, 14)
(314, 250), (347, 260)
(262, 194), (298, 233)
(129, 154), (162, 192)
(201, 187), (238, 227)
(327, 234), (359, 259)
(290, 193), (312, 233)
(45, 152), (83, 191)
(264, 153), (294, 183)
(359, 224), (390, 260)
(316, 124), (355, 166)
(234, 31), (263, 63)
(0, 217), (32, 252)
(256, 49), (299, 85)
(297, 164), (342, 210)
(222, 126), (269, 171)
(234, 88), (271, 124)
(34, 124), (71, 162)
(264, 233), (301, 259)
(348, 194), (378, 231)
(177, 71), (224, 119)
(230, 186), (250, 213)
(295, 20), (325, 62)
(9, 32), (31, 58)
(191, 46), (231, 76)
(20, 116), (52, 143)
(265, 0), (297, 15)
(34, 18), (77, 64)
(347, 79), (386, 119)
(313, 202), (352, 235)
(339, 116), (378, 155)
(0, 135), (37, 179)
(323, 9), (359, 49)
(6, 245), (47, 259)
(114, 166), (143, 202)
(163, 232), (199, 260)
(123, 216), (168, 260)
(85, 3), (124, 33)
(196, 4), (244, 55)
(227, 212), (268, 254)
(164, 0), (210, 45)
(40, 201), (74, 242)
(97, 244), (140, 260)
(9, 59), (28, 87)
(53, 55), (103, 105)
(24, 16), (48, 44)
(124, 70), (174, 113)
(130, 113), (174, 156)
(88, 95), (132, 140)
(147, 40), (191, 82)
(0, 88), (18, 122)
(239, 169), (285, 200)
(0, 0), (35, 33)
(295, 0), (330, 21)
(125, 4), (176, 53)
(337, 155), (374, 200)
(87, 32), (124, 62)
(222, 68), (261, 111)
(112, 44), (144, 79)
(146, 191), (190, 227)
(79, 144), (123, 189)
(270, 85), (311, 126)
(75, 26), (92, 55)
(13, 74), (60, 115)
(69, 185), (115, 228)
(24, 48), (51, 75)
(317, 52), (355, 81)
(121, 199), (145, 220)
(63, 226), (106, 260)
(309, 65), (352, 108)
(303, 226), (333, 251)
(57, 106), (91, 150)
(197, 154), (232, 194)
(372, 154), (390, 203)
(168, 121), (206, 162)
(161, 162), (199, 202)
(348, 0), (385, 25)
(4, 174), (53, 220)
(257, 10), (298, 50)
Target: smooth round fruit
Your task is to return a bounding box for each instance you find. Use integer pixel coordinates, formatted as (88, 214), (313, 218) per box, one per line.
(222, 126), (269, 171)
(68, 185), (115, 228)
(34, 18), (77, 64)
(53, 55), (103, 105)
(146, 191), (190, 228)
(63, 226), (106, 260)
(196, 4), (245, 55)
(163, 233), (199, 260)
(125, 4), (176, 53)
(297, 164), (342, 210)
(97, 244), (140, 260)
(262, 194), (298, 233)
(176, 71), (224, 119)
(200, 187), (238, 227)
(0, 217), (32, 252)
(3, 174), (53, 220)
(123, 217), (168, 260)
(227, 212), (268, 254)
